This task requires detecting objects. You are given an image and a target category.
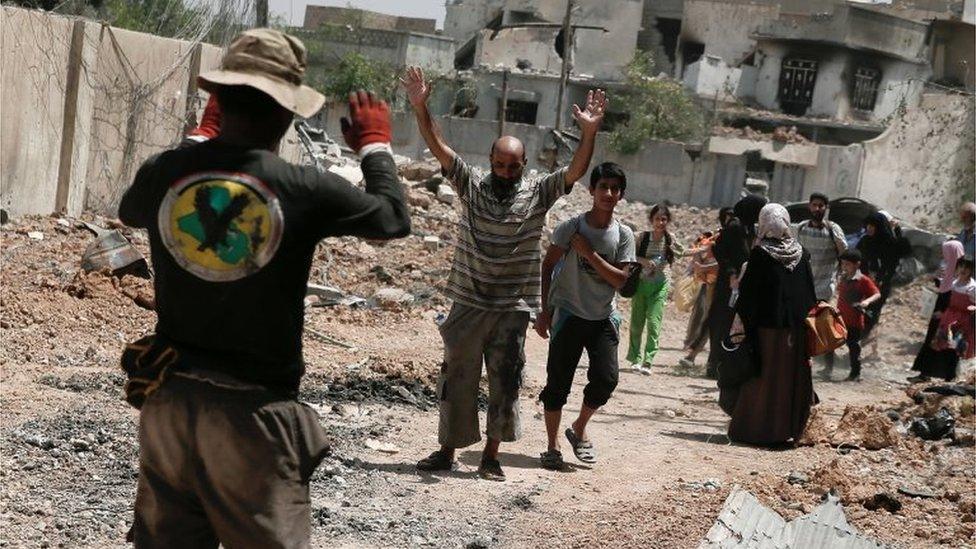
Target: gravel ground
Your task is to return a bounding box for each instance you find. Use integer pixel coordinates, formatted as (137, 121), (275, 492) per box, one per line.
(1, 182), (974, 548)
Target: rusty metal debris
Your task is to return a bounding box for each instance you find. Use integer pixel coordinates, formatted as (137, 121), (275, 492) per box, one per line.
(80, 222), (149, 278)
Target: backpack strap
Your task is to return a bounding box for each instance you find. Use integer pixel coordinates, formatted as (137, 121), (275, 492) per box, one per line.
(637, 231), (651, 258)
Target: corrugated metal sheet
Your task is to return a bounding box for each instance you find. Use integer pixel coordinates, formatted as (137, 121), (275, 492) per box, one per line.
(700, 487), (886, 549)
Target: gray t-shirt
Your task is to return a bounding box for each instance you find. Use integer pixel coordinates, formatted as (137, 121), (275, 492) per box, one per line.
(548, 213), (637, 320)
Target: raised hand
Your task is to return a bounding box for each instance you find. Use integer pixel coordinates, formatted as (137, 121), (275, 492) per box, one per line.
(399, 66), (431, 110)
(571, 89), (607, 133)
(340, 90), (391, 152)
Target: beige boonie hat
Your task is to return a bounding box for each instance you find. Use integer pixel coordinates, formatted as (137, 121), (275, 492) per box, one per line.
(198, 28), (325, 118)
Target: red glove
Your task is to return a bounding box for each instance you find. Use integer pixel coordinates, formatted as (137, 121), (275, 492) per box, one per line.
(340, 90), (391, 152)
(188, 95), (221, 139)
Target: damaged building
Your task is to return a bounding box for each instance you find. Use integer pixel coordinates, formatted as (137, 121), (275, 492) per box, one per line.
(299, 0), (972, 227)
(295, 6), (455, 83)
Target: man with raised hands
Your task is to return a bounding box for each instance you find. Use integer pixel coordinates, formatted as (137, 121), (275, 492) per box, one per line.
(401, 65), (606, 481)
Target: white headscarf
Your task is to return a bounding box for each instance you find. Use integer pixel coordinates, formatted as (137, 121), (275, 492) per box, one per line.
(757, 203), (803, 271)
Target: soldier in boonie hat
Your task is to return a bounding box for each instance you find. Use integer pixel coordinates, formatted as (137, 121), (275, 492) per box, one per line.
(199, 27), (324, 118)
(119, 28), (410, 548)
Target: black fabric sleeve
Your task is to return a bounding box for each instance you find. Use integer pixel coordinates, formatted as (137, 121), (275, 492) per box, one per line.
(118, 154), (162, 229)
(312, 152), (411, 239)
(735, 248), (762, 330)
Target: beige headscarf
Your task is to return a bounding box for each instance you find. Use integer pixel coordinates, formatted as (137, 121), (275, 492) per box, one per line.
(757, 203), (803, 271)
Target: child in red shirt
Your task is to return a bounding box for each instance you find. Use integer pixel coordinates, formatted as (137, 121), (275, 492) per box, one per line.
(837, 250), (881, 381)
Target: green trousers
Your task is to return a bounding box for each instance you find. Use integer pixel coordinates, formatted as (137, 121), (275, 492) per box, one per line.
(627, 278), (669, 365)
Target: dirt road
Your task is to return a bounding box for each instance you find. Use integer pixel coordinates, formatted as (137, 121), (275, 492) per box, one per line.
(2, 213), (974, 548)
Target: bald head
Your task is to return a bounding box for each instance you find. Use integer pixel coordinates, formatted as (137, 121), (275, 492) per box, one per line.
(489, 136), (526, 183)
(491, 136), (524, 158)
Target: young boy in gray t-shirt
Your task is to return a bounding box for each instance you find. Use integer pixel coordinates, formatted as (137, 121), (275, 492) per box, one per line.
(534, 162), (637, 470)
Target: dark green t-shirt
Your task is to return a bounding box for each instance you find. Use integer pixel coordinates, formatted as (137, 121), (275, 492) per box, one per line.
(119, 140), (409, 394)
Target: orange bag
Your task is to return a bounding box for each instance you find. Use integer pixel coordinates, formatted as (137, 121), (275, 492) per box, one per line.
(805, 303), (848, 357)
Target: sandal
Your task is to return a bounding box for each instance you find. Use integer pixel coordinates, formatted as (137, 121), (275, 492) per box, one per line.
(540, 449), (565, 471)
(564, 428), (596, 463)
(478, 455), (505, 481)
(416, 450), (457, 472)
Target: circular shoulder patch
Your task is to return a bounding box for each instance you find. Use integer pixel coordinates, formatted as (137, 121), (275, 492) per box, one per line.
(158, 172), (283, 282)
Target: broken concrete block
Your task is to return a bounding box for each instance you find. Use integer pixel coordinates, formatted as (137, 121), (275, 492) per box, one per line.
(327, 162), (363, 184)
(399, 159), (440, 181)
(423, 235), (440, 252)
(424, 175), (447, 193)
(436, 184), (457, 205)
(370, 288), (414, 310)
(407, 188), (432, 209)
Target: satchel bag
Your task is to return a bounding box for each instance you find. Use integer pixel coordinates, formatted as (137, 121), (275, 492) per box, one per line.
(805, 303), (848, 357)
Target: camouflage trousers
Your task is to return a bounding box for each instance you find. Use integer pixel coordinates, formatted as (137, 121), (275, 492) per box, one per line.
(437, 303), (529, 448)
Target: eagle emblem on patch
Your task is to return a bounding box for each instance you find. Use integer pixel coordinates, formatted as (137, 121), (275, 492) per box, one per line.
(158, 172), (283, 282)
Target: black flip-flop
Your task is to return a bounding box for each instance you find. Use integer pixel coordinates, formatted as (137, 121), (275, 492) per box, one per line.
(540, 449), (565, 471)
(564, 428), (596, 463)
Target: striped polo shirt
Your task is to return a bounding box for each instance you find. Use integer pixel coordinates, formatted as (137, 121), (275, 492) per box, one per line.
(444, 157), (568, 312)
(795, 219), (848, 301)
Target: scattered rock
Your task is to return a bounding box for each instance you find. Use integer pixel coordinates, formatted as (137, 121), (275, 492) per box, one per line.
(436, 185), (457, 205)
(830, 405), (900, 450)
(423, 175), (447, 193)
(898, 486), (938, 499)
(394, 385), (418, 405)
(423, 235), (440, 252)
(364, 438), (400, 454)
(465, 535), (492, 549)
(369, 288), (414, 310)
(370, 265), (394, 284)
(27, 231), (44, 241)
(399, 159), (440, 182)
(787, 471), (809, 485)
(407, 188), (433, 209)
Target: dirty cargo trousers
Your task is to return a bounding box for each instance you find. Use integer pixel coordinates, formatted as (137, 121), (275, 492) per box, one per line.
(437, 302), (529, 448)
(131, 371), (330, 549)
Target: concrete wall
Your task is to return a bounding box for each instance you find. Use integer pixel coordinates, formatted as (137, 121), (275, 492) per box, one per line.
(932, 21), (976, 91)
(0, 7), (307, 218)
(860, 93), (975, 228)
(405, 34), (456, 75)
(444, 0), (505, 44)
(683, 55), (757, 101)
(304, 5), (437, 34)
(84, 26), (196, 212)
(754, 5), (931, 63)
(754, 41), (929, 121)
(300, 27), (455, 80)
(475, 27), (563, 73)
(472, 0), (643, 81)
(0, 7), (73, 217)
(802, 143), (862, 199)
(679, 0), (780, 69)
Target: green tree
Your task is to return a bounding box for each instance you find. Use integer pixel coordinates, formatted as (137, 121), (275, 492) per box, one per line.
(307, 51), (399, 103)
(609, 51), (707, 154)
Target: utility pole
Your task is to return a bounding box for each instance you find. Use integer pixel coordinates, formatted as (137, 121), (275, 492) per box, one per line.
(255, 0), (268, 27)
(499, 70), (510, 137)
(554, 0), (575, 132)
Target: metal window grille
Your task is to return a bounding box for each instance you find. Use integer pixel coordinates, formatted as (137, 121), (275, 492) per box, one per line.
(852, 67), (881, 111)
(779, 58), (818, 106)
(504, 100), (538, 125)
